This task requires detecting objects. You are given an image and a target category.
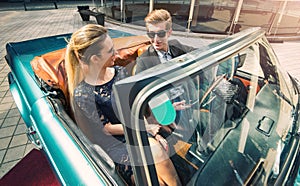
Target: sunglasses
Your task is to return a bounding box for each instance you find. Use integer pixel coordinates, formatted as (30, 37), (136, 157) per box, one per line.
(146, 30), (168, 38)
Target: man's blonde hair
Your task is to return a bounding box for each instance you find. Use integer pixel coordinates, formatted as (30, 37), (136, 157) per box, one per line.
(145, 9), (172, 30)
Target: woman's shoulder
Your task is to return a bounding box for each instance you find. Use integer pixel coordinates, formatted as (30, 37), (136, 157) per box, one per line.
(74, 81), (95, 99)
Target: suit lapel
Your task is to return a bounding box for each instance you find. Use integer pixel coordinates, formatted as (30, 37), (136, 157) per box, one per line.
(149, 46), (161, 66)
(169, 43), (181, 58)
(169, 40), (191, 58)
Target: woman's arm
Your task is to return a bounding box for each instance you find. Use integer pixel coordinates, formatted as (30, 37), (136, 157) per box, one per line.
(103, 123), (124, 135)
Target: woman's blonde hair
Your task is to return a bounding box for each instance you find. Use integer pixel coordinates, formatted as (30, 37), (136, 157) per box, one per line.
(65, 24), (107, 109)
(144, 9), (172, 31)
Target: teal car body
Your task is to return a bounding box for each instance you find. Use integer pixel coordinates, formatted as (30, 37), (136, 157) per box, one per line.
(5, 27), (300, 185)
(5, 30), (132, 185)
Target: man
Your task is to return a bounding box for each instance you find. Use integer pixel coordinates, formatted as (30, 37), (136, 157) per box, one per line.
(135, 9), (200, 141)
(135, 9), (195, 74)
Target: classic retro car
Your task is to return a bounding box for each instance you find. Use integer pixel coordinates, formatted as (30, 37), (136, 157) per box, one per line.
(5, 27), (300, 185)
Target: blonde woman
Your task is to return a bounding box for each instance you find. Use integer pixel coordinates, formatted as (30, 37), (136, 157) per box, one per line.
(65, 24), (181, 186)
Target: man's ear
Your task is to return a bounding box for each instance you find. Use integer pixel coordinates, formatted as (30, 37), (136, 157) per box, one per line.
(167, 28), (172, 37)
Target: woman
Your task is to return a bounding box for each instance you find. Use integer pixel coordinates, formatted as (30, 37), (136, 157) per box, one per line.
(65, 24), (181, 186)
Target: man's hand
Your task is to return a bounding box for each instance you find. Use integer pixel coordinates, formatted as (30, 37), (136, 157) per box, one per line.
(172, 100), (190, 110)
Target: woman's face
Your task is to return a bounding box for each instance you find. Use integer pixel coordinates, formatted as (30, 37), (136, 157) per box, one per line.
(94, 35), (115, 68)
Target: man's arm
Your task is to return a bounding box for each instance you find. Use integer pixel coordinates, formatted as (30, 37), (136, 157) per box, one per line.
(135, 56), (147, 74)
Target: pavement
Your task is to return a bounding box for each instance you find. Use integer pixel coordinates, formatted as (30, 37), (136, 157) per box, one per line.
(0, 1), (300, 179)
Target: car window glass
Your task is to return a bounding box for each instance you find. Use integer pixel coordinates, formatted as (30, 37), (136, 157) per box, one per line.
(143, 41), (295, 185)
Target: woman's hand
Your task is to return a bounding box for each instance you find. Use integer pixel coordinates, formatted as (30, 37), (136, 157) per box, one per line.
(103, 123), (124, 135)
(145, 124), (161, 137)
(155, 134), (169, 152)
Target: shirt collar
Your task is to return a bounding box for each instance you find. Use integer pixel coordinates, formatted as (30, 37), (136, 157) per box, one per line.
(157, 49), (171, 56)
(156, 49), (172, 62)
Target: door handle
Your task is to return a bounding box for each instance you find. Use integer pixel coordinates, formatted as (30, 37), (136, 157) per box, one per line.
(27, 126), (42, 149)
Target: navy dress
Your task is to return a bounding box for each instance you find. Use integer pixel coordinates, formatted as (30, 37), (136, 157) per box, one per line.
(73, 66), (133, 184)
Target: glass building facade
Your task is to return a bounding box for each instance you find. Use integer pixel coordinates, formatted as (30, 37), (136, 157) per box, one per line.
(95, 0), (300, 38)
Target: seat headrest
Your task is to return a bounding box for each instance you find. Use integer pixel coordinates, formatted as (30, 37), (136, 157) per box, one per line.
(30, 35), (151, 103)
(30, 48), (68, 99)
(113, 35), (150, 66)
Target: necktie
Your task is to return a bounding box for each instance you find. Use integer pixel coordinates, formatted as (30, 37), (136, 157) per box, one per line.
(163, 52), (172, 61)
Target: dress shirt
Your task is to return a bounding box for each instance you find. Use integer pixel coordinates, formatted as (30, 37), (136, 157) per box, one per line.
(157, 50), (172, 63)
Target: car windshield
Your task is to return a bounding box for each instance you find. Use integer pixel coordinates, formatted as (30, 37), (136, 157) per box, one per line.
(133, 40), (297, 185)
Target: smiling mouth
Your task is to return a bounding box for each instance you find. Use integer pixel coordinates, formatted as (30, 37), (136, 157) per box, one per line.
(154, 43), (162, 47)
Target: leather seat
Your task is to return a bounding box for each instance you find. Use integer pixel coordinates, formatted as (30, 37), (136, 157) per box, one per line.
(30, 35), (151, 108)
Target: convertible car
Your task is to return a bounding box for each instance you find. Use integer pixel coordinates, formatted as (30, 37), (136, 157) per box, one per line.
(5, 27), (300, 185)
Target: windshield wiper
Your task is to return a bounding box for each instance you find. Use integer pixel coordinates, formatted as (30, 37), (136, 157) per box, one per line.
(272, 86), (293, 108)
(288, 74), (300, 134)
(272, 86), (300, 134)
(294, 103), (300, 134)
(272, 87), (300, 136)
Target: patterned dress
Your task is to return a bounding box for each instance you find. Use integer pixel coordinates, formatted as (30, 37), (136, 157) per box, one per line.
(74, 66), (133, 185)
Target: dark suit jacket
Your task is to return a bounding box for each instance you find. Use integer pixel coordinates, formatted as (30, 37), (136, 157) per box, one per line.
(135, 39), (195, 74)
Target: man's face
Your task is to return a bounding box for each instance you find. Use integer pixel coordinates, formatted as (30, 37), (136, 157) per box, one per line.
(147, 22), (172, 52)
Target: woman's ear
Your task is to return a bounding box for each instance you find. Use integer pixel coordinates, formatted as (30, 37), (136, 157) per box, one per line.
(90, 54), (100, 64)
(78, 60), (89, 74)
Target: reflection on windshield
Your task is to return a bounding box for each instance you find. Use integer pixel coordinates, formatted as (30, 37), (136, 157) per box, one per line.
(145, 41), (295, 185)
